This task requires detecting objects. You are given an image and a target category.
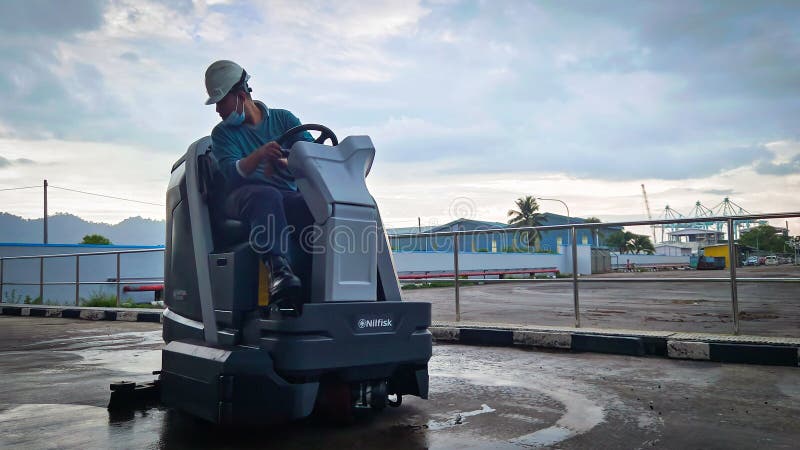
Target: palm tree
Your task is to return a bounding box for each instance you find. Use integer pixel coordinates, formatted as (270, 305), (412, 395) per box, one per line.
(606, 230), (636, 254)
(630, 234), (655, 254)
(507, 195), (545, 251)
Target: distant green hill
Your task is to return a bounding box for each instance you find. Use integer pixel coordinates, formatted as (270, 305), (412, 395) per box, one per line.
(0, 212), (165, 245)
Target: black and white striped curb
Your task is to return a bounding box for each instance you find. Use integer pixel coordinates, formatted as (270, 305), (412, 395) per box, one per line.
(430, 324), (800, 368)
(3, 304), (798, 367)
(0, 304), (162, 323)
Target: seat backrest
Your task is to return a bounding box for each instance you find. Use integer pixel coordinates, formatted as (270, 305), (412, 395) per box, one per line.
(196, 148), (251, 250)
(197, 147), (224, 205)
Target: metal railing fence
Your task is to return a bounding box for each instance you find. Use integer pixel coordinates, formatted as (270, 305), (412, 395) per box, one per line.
(0, 248), (164, 307)
(390, 211), (800, 335)
(1, 212), (798, 335)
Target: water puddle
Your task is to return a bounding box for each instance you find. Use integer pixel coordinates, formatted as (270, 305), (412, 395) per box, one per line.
(71, 348), (162, 374)
(434, 368), (606, 448)
(511, 426), (573, 447)
(427, 404), (496, 430)
(22, 330), (163, 350)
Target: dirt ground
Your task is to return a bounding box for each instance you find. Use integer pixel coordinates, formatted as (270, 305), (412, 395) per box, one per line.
(404, 265), (800, 337)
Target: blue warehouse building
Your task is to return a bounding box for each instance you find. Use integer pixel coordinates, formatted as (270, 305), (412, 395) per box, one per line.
(387, 214), (621, 253)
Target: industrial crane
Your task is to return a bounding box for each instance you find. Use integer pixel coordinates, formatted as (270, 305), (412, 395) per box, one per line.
(641, 184), (657, 244)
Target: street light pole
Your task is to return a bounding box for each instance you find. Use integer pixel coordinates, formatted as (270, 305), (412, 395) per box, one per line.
(537, 197), (571, 246)
(536, 197), (570, 223)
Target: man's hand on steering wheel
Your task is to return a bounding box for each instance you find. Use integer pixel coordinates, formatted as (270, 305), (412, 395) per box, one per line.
(263, 124), (339, 176)
(258, 141), (288, 176)
(257, 141), (282, 160)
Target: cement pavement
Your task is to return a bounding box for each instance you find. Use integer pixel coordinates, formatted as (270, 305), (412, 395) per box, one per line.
(1, 316), (798, 449)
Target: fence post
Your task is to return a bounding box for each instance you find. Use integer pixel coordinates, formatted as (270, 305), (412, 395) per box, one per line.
(39, 256), (44, 302)
(116, 252), (121, 307)
(0, 257), (4, 302)
(571, 226), (580, 328)
(75, 255), (80, 306)
(453, 233), (461, 322)
(727, 219), (740, 335)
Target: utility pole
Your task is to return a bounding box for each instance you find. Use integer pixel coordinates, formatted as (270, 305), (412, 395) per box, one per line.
(43, 179), (48, 244)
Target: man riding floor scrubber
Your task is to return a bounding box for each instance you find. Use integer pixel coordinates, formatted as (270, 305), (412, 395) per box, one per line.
(157, 124), (432, 424)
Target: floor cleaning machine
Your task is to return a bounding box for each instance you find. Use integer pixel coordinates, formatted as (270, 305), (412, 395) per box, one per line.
(111, 125), (431, 425)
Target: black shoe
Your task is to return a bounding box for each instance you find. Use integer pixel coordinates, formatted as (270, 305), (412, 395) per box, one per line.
(268, 255), (302, 307)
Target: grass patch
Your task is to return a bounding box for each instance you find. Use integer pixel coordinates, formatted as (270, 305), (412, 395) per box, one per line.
(2, 289), (58, 305)
(532, 273), (556, 279)
(402, 281), (481, 290)
(1, 289), (160, 308)
(80, 291), (163, 309)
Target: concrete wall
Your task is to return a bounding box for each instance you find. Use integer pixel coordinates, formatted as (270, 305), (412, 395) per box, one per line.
(391, 225), (615, 254)
(394, 245), (593, 276)
(0, 244), (164, 305)
(560, 245), (593, 275)
(655, 245), (692, 256)
(610, 252), (690, 268)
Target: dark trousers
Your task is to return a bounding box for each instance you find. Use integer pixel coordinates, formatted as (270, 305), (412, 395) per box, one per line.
(224, 184), (314, 264)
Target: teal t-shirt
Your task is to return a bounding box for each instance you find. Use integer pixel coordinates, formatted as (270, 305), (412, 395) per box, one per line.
(210, 101), (313, 193)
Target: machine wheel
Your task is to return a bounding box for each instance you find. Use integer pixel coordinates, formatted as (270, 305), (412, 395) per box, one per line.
(314, 381), (355, 424)
(109, 381), (136, 394)
(388, 394), (402, 408)
(369, 381), (387, 411)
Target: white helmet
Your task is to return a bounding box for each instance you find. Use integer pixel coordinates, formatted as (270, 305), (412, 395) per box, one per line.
(204, 60), (250, 105)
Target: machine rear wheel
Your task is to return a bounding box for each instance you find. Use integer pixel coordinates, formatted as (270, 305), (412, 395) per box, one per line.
(314, 381), (355, 425)
(388, 394), (402, 408)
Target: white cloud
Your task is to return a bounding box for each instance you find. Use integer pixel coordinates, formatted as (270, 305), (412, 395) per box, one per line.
(216, 0), (431, 83)
(99, 0), (196, 41)
(368, 155), (800, 235)
(197, 0), (237, 8)
(0, 120), (11, 138)
(0, 0), (798, 236)
(0, 138), (174, 223)
(764, 140), (800, 165)
(256, 0), (429, 40)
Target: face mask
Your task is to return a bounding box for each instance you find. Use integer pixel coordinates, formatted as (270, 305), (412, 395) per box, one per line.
(223, 96), (245, 126)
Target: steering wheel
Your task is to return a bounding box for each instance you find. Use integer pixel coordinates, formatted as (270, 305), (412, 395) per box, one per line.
(276, 124), (338, 153)
(275, 123), (372, 177)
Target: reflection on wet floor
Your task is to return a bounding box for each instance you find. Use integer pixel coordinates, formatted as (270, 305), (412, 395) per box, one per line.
(1, 344), (604, 450)
(2, 318), (799, 449)
(21, 330), (164, 350)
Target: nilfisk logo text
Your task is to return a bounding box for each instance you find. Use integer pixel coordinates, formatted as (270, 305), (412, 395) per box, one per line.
(358, 318), (393, 329)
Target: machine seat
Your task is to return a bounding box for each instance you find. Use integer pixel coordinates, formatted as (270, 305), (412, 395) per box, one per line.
(197, 146), (311, 292)
(214, 218), (250, 248)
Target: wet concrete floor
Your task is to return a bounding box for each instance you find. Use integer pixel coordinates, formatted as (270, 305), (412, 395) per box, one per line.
(1, 316), (798, 449)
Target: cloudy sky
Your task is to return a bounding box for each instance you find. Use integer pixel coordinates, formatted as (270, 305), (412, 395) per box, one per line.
(0, 0), (798, 236)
